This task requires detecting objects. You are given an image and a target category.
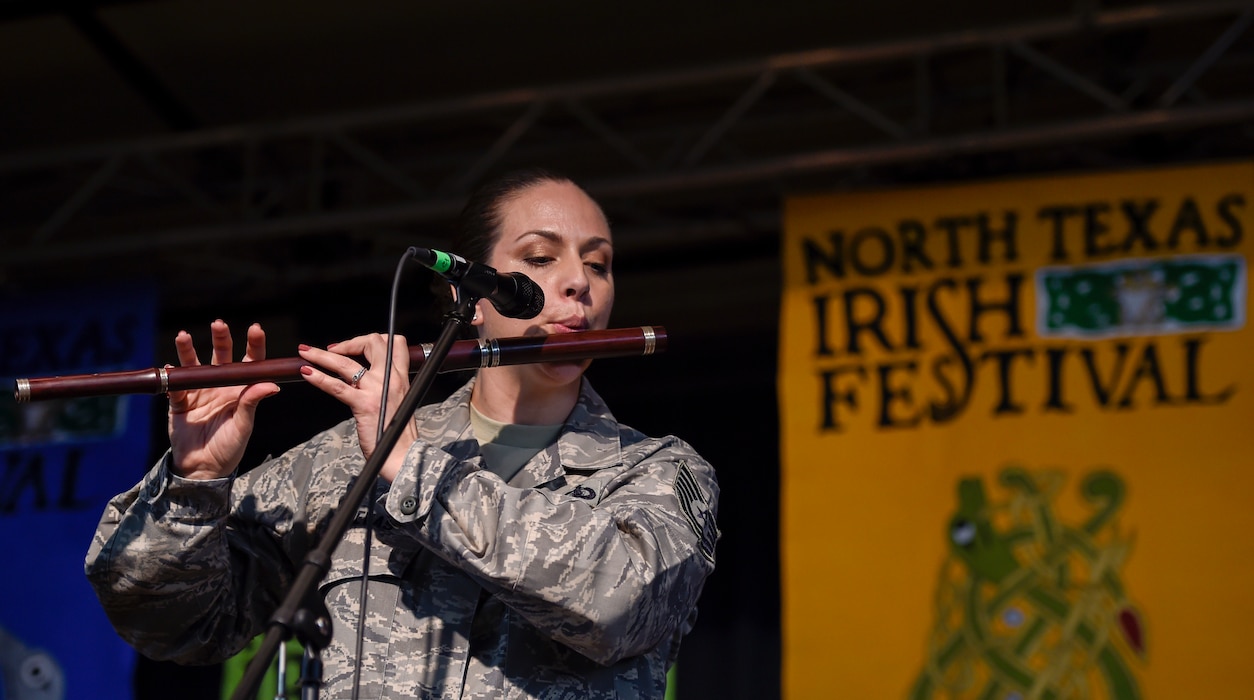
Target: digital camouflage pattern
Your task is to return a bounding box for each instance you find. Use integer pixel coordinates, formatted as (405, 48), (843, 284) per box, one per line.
(85, 378), (719, 699)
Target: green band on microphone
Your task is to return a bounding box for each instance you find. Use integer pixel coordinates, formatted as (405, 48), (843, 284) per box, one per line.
(432, 250), (453, 273)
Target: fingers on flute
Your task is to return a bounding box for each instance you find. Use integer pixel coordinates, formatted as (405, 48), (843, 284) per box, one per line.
(244, 322), (267, 362)
(298, 362), (361, 400)
(347, 333), (407, 381)
(174, 330), (201, 368)
(325, 333), (374, 358)
(210, 319), (233, 366)
(339, 333), (405, 366)
(298, 345), (361, 386)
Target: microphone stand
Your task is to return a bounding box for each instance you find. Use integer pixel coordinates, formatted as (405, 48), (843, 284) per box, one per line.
(230, 294), (476, 700)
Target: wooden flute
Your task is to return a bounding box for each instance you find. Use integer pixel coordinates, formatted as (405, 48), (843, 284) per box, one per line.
(13, 326), (665, 403)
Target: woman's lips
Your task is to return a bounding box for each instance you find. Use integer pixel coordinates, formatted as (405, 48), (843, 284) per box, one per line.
(549, 317), (588, 333)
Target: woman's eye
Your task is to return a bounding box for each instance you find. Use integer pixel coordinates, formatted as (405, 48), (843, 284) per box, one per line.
(586, 261), (609, 274)
(523, 256), (554, 266)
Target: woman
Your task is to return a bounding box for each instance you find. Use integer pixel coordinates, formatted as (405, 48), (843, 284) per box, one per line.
(86, 169), (720, 699)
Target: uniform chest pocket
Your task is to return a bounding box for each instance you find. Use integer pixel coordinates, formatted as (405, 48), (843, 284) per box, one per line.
(319, 522), (419, 594)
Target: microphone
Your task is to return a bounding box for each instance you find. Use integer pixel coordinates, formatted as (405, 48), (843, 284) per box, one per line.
(414, 248), (545, 319)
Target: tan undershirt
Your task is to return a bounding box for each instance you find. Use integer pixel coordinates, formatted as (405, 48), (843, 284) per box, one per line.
(469, 404), (563, 483)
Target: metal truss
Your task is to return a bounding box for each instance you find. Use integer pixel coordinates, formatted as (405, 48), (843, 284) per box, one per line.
(4, 0), (1254, 301)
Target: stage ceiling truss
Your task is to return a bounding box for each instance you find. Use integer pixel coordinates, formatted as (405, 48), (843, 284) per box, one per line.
(3, 0), (1254, 308)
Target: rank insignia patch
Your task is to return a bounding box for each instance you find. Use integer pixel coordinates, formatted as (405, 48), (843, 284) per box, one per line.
(675, 460), (718, 563)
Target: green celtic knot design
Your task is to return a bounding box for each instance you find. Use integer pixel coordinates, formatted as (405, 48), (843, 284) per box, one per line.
(910, 467), (1146, 700)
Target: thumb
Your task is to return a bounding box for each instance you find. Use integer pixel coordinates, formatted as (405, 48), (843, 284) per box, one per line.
(235, 383), (281, 416)
(165, 364), (193, 413)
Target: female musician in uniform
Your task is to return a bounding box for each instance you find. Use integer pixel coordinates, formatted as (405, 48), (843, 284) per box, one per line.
(86, 168), (720, 699)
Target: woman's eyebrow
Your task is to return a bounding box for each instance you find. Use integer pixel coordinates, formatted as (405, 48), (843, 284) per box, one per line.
(581, 236), (613, 253)
(512, 230), (613, 252)
(515, 229), (560, 243)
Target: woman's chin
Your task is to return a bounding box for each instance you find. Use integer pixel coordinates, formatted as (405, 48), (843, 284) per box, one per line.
(536, 360), (592, 386)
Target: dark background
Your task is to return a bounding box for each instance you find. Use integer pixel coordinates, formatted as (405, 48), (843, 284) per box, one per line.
(4, 1), (1254, 697)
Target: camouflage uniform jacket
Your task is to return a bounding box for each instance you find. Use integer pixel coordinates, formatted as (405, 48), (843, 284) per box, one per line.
(86, 377), (719, 699)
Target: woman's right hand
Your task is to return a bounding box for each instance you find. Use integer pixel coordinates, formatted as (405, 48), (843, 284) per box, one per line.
(167, 319), (280, 480)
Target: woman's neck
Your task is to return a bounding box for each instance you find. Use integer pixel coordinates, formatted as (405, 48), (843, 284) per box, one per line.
(470, 366), (581, 425)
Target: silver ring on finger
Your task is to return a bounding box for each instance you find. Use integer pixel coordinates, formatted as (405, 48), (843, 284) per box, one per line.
(349, 366), (368, 387)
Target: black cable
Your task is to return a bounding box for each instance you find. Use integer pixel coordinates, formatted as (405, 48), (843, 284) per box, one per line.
(349, 246), (419, 700)
(232, 267), (473, 700)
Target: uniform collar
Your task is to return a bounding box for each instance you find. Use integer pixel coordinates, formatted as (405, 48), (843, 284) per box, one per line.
(556, 377), (623, 472)
(420, 376), (622, 486)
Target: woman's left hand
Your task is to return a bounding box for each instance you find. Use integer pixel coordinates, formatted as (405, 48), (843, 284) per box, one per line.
(297, 333), (418, 482)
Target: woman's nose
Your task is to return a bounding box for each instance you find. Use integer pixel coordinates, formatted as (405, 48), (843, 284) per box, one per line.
(558, 259), (590, 298)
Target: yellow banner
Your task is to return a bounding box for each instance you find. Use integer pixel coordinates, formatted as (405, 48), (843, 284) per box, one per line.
(779, 162), (1252, 699)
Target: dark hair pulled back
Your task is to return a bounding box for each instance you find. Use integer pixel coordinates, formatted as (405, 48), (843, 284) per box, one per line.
(451, 167), (573, 264)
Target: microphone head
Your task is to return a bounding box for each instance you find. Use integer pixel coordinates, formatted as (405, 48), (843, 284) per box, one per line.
(495, 272), (545, 319)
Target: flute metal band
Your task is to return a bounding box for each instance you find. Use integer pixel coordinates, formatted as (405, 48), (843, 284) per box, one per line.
(490, 339), (502, 367)
(12, 326), (667, 403)
(642, 326), (657, 356)
(476, 338), (494, 369)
